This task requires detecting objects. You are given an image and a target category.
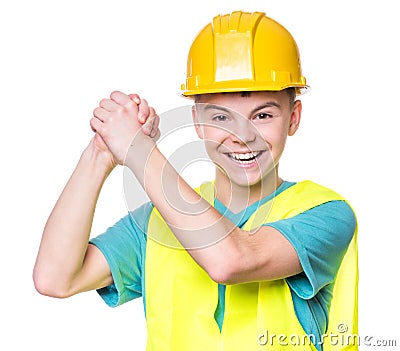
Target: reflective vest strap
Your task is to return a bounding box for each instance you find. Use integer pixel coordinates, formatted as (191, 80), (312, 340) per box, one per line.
(244, 180), (346, 232)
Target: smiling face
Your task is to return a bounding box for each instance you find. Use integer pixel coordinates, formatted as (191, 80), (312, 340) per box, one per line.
(193, 90), (302, 190)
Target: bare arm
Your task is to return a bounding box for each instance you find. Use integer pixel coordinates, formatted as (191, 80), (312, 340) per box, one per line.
(33, 95), (159, 298)
(33, 136), (115, 298)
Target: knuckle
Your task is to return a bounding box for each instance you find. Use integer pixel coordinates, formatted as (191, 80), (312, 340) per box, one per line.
(125, 100), (138, 112)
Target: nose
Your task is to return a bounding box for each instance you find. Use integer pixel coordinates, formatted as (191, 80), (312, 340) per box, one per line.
(229, 118), (257, 145)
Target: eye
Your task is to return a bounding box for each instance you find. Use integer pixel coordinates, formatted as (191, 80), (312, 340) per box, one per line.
(255, 113), (273, 120)
(212, 114), (229, 122)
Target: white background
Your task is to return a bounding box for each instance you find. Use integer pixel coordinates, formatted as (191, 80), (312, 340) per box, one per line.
(1, 0), (399, 349)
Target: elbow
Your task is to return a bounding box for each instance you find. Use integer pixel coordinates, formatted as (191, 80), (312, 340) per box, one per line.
(197, 233), (255, 284)
(208, 271), (235, 285)
(206, 260), (243, 285)
(205, 250), (260, 285)
(32, 267), (73, 299)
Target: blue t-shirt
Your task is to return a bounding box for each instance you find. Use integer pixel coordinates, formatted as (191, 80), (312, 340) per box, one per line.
(90, 181), (356, 351)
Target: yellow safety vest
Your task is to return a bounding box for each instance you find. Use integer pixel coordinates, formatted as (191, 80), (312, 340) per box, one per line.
(145, 180), (358, 351)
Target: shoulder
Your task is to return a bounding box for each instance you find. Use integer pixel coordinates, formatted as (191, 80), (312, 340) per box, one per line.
(269, 198), (356, 249)
(280, 180), (356, 217)
(300, 200), (356, 239)
(281, 180), (357, 235)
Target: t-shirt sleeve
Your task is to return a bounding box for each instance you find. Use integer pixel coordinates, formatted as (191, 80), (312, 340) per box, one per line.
(89, 202), (153, 307)
(265, 200), (356, 299)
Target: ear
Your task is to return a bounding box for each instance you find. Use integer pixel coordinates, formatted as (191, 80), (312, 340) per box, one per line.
(192, 105), (204, 139)
(288, 100), (302, 136)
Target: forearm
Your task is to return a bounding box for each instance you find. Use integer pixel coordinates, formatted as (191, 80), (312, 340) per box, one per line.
(126, 137), (245, 281)
(33, 147), (112, 296)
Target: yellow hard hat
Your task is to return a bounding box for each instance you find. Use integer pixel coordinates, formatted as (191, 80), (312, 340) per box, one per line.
(181, 11), (309, 96)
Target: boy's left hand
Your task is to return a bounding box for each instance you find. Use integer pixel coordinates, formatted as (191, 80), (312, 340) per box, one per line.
(91, 91), (159, 165)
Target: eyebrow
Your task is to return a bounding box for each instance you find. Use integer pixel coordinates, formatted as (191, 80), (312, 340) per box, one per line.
(250, 102), (281, 114)
(200, 101), (282, 115)
(202, 104), (231, 113)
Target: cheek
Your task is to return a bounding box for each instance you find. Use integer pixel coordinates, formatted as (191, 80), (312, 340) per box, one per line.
(259, 125), (288, 150)
(202, 126), (228, 144)
(201, 127), (224, 157)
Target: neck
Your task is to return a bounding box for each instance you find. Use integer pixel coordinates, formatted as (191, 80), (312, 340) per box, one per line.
(214, 167), (282, 213)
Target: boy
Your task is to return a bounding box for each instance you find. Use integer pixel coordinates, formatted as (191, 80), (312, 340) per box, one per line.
(33, 11), (358, 351)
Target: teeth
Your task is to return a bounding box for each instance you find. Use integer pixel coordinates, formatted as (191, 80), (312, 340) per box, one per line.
(230, 151), (260, 161)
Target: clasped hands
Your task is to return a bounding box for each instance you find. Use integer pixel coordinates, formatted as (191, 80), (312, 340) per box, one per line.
(90, 90), (160, 165)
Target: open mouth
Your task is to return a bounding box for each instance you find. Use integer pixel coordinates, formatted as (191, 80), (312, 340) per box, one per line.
(227, 151), (263, 164)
